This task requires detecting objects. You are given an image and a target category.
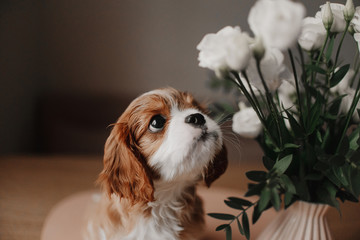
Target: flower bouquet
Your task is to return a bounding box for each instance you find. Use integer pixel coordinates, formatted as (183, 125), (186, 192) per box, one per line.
(196, 0), (360, 239)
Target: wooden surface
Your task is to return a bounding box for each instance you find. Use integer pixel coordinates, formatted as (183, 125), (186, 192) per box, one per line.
(0, 155), (360, 240)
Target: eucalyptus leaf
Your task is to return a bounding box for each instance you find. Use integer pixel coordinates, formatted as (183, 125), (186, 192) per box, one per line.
(236, 217), (244, 235)
(280, 174), (296, 194)
(216, 224), (229, 231)
(225, 226), (232, 240)
(227, 197), (253, 207)
(252, 204), (262, 224)
(272, 155), (293, 175)
(285, 109), (303, 138)
(263, 156), (275, 170)
(208, 213), (235, 220)
(258, 187), (271, 212)
(246, 170), (267, 182)
(330, 64), (350, 88)
(306, 64), (327, 75)
(224, 200), (243, 210)
(271, 188), (281, 211)
(242, 211), (250, 240)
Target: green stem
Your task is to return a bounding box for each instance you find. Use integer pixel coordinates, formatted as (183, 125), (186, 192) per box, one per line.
(336, 70), (360, 154)
(288, 49), (304, 127)
(334, 21), (351, 69)
(255, 60), (283, 147)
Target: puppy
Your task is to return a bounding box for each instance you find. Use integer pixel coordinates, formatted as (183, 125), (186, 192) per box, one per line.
(86, 88), (227, 240)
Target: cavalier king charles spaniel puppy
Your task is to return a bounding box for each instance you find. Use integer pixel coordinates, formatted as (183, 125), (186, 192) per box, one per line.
(86, 88), (228, 240)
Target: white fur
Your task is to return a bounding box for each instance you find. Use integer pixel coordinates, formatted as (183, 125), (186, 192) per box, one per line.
(149, 107), (222, 181)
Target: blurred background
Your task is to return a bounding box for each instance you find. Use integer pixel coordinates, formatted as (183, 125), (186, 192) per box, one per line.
(1, 0), (358, 156)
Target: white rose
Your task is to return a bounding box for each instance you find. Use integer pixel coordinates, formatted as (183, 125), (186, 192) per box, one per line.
(315, 3), (346, 33)
(240, 48), (291, 92)
(298, 17), (327, 51)
(197, 26), (251, 77)
(232, 102), (262, 138)
(248, 0), (306, 50)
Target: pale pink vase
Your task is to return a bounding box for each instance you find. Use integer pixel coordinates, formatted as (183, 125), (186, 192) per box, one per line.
(256, 201), (333, 240)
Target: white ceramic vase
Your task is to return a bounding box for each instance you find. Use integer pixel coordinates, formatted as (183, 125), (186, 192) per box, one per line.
(256, 201), (332, 240)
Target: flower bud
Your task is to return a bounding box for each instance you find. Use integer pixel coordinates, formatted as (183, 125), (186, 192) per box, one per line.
(344, 0), (355, 22)
(322, 2), (334, 31)
(252, 37), (265, 61)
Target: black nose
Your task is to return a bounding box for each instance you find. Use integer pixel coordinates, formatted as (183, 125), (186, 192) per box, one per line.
(185, 113), (206, 127)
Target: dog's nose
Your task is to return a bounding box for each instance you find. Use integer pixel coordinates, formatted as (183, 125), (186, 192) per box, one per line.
(185, 113), (206, 127)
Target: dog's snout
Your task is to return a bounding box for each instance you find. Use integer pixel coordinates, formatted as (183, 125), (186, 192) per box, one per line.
(185, 113), (206, 127)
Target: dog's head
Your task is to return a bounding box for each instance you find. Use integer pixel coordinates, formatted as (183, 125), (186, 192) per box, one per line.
(98, 88), (227, 205)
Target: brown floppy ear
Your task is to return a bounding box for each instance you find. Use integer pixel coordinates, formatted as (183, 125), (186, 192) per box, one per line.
(97, 123), (154, 205)
(204, 145), (228, 187)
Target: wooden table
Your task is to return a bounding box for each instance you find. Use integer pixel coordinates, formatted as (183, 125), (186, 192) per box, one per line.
(1, 155), (360, 240)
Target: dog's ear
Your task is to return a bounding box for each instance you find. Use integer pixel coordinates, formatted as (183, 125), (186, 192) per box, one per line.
(204, 145), (228, 187)
(97, 123), (154, 205)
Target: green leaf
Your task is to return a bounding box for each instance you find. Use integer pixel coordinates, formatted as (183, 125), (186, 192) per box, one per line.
(284, 192), (293, 208)
(225, 226), (232, 240)
(263, 156), (275, 170)
(329, 155), (346, 167)
(330, 64), (350, 88)
(224, 200), (243, 210)
(246, 170), (267, 182)
(208, 213), (235, 220)
(285, 109), (303, 138)
(273, 155), (293, 175)
(332, 166), (349, 187)
(252, 204), (263, 224)
(306, 64), (327, 75)
(236, 217), (244, 235)
(271, 188), (281, 211)
(305, 97), (322, 134)
(245, 182), (266, 197)
(258, 187), (271, 212)
(349, 125), (360, 150)
(227, 197), (253, 207)
(216, 224), (229, 231)
(283, 143), (300, 150)
(242, 211), (250, 240)
(280, 175), (296, 194)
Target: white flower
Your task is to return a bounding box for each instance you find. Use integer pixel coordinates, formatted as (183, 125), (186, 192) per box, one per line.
(241, 48), (291, 92)
(232, 102), (262, 138)
(298, 17), (327, 51)
(351, 7), (360, 33)
(330, 69), (359, 121)
(354, 33), (360, 52)
(197, 26), (251, 77)
(316, 3), (346, 33)
(321, 1), (334, 30)
(278, 80), (296, 111)
(248, 0), (306, 50)
(344, 0), (355, 21)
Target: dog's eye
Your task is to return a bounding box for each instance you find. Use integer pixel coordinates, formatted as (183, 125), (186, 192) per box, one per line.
(149, 115), (166, 133)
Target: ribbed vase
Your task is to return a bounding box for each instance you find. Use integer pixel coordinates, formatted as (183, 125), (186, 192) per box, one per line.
(256, 201), (332, 240)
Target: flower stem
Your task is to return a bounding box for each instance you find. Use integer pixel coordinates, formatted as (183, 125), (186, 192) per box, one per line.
(288, 49), (304, 126)
(334, 21), (351, 69)
(255, 60), (283, 147)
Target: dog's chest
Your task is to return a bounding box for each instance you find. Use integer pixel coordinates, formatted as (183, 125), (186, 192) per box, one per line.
(120, 202), (184, 240)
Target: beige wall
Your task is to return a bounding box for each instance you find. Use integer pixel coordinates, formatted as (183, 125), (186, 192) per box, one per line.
(1, 0), (359, 154)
